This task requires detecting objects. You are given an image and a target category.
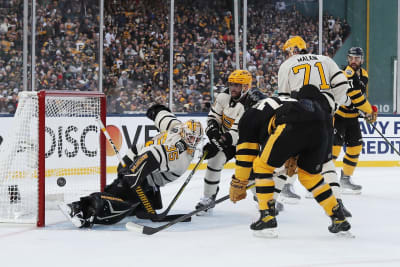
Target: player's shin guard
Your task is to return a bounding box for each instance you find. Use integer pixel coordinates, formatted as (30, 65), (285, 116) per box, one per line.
(332, 145), (341, 162)
(321, 160), (341, 198)
(203, 153), (226, 197)
(253, 159), (276, 211)
(297, 168), (338, 217)
(343, 145), (362, 177)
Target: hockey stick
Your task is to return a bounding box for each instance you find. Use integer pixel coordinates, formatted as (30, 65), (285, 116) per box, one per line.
(369, 122), (400, 157)
(152, 151), (207, 221)
(126, 182), (255, 235)
(96, 118), (157, 215)
(359, 112), (400, 157)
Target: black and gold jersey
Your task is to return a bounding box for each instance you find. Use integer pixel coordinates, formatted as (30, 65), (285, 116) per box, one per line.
(235, 97), (295, 181)
(336, 66), (372, 118)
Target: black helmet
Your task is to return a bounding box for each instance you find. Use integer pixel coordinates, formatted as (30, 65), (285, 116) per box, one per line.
(347, 47), (363, 57)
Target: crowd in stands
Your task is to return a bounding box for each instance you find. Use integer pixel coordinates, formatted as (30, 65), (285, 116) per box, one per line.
(0, 0), (350, 114)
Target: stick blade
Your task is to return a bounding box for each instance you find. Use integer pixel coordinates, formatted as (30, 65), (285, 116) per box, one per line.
(126, 222), (145, 233)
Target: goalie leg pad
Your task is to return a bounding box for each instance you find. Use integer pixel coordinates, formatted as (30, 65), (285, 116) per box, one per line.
(81, 192), (137, 225)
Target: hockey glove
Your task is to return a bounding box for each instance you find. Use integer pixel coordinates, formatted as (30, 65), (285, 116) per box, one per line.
(206, 120), (221, 141)
(146, 104), (171, 121)
(365, 105), (378, 124)
(284, 156), (298, 177)
(230, 175), (248, 203)
(203, 142), (219, 159)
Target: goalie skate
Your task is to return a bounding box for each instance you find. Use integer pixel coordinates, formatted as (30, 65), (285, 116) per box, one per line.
(58, 202), (93, 228)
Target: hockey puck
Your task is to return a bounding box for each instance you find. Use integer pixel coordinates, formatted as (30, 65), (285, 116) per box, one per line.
(57, 177), (66, 187)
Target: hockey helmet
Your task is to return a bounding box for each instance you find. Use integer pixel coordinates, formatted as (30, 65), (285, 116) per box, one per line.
(282, 36), (307, 55)
(347, 47), (364, 58)
(228, 69), (252, 88)
(228, 69), (252, 100)
(180, 119), (203, 148)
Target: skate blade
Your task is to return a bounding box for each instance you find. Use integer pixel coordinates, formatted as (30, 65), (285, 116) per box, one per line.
(341, 188), (362, 195)
(281, 196), (300, 205)
(57, 202), (84, 228)
(196, 209), (213, 216)
(126, 222), (144, 233)
(335, 231), (355, 238)
(304, 192), (314, 199)
(253, 228), (278, 238)
(58, 202), (72, 221)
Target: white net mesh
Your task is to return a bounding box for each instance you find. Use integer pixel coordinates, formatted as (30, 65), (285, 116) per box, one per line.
(0, 91), (103, 224)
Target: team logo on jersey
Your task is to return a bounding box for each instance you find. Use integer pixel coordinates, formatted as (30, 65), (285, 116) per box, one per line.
(222, 113), (235, 129)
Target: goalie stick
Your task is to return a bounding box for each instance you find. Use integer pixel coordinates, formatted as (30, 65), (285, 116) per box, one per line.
(96, 118), (204, 222)
(150, 151), (207, 221)
(126, 183), (255, 235)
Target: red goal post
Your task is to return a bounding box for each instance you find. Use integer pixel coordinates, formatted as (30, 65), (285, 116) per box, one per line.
(0, 90), (107, 227)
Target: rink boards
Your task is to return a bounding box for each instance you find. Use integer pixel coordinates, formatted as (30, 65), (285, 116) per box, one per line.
(0, 114), (399, 171)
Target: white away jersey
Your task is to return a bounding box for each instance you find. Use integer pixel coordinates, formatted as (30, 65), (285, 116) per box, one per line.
(125, 109), (195, 187)
(278, 54), (350, 112)
(208, 91), (245, 145)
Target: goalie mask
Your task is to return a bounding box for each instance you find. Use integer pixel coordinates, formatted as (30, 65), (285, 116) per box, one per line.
(282, 36), (307, 56)
(180, 120), (203, 148)
(228, 69), (252, 101)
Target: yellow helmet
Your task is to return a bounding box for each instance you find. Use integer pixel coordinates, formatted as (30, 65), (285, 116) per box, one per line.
(282, 36), (307, 54)
(228, 69), (252, 88)
(180, 119), (203, 148)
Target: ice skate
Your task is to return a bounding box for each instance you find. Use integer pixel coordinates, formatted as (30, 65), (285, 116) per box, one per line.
(340, 170), (362, 195)
(304, 191), (314, 199)
(58, 202), (94, 228)
(328, 203), (354, 238)
(281, 184), (301, 204)
(337, 198), (352, 218)
(195, 188), (218, 216)
(251, 200), (278, 238)
(253, 194), (284, 214)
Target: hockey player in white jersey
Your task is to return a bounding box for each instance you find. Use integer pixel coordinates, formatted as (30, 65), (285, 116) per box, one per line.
(195, 70), (252, 214)
(59, 104), (203, 228)
(276, 35), (351, 216)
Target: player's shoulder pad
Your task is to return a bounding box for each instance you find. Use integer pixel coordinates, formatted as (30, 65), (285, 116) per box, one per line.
(216, 90), (231, 102)
(343, 66), (355, 78)
(361, 68), (368, 78)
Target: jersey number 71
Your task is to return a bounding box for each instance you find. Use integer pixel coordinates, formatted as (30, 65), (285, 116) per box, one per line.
(292, 62), (330, 90)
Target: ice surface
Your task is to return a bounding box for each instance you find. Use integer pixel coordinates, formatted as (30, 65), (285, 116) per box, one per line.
(1, 167), (400, 267)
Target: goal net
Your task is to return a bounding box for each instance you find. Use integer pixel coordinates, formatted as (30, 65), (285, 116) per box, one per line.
(0, 91), (106, 226)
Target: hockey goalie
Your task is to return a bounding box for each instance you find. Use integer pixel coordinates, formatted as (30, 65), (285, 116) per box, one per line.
(59, 104), (203, 228)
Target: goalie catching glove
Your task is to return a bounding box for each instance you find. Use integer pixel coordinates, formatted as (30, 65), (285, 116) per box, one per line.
(365, 105), (378, 124)
(229, 175), (248, 203)
(284, 156), (298, 177)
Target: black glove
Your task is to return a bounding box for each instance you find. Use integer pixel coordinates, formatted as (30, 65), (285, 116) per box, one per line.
(146, 104), (171, 121)
(244, 89), (267, 110)
(117, 164), (133, 179)
(203, 142), (219, 159)
(203, 132), (233, 160)
(206, 120), (221, 141)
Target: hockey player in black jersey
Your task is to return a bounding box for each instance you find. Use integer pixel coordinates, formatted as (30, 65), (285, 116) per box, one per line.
(230, 85), (351, 237)
(333, 47), (378, 194)
(58, 104), (203, 228)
